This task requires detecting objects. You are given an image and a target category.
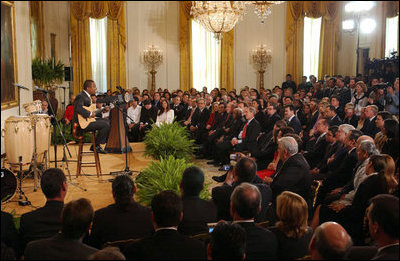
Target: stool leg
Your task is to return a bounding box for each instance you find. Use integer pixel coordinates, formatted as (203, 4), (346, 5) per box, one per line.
(76, 139), (83, 178)
(91, 133), (101, 177)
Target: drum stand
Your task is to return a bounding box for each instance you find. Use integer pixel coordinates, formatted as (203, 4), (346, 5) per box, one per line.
(16, 156), (31, 206)
(26, 117), (42, 192)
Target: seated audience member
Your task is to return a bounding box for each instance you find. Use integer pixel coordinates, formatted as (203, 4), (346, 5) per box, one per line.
(88, 247), (126, 260)
(304, 118), (330, 169)
(352, 81), (368, 116)
(133, 99), (158, 141)
(207, 222), (246, 260)
(373, 111), (392, 151)
(212, 157), (273, 222)
(231, 183), (278, 260)
(155, 100), (174, 127)
(270, 136), (311, 207)
(126, 97), (141, 140)
(178, 166), (217, 235)
(262, 103), (281, 133)
(331, 95), (345, 121)
(381, 119), (399, 162)
(88, 175), (154, 249)
(24, 198), (98, 260)
(361, 105), (380, 138)
(63, 94), (76, 125)
(342, 104), (359, 128)
(171, 95), (184, 122)
(270, 191), (313, 260)
(1, 241), (16, 260)
(311, 126), (341, 174)
(123, 191), (206, 260)
(385, 78), (399, 115)
(1, 211), (18, 256)
(367, 194), (399, 260)
(308, 222), (353, 260)
(326, 105), (343, 127)
(189, 98), (210, 144)
(19, 168), (68, 256)
(284, 105), (302, 134)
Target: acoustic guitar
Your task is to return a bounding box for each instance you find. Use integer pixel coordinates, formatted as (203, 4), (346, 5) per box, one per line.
(77, 104), (100, 129)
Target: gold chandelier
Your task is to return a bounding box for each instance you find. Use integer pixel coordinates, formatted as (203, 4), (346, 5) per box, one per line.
(251, 44), (272, 89)
(247, 1), (285, 24)
(190, 1), (246, 40)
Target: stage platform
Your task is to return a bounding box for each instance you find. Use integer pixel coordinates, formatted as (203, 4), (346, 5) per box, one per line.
(2, 142), (222, 216)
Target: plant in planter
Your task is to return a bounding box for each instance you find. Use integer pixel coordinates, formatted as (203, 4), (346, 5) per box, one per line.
(32, 57), (64, 90)
(143, 121), (195, 161)
(135, 156), (211, 206)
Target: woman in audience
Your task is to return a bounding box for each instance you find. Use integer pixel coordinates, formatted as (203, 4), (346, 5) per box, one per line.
(343, 103), (359, 128)
(356, 107), (366, 130)
(205, 102), (220, 130)
(270, 191), (313, 260)
(381, 119), (399, 162)
(352, 81), (368, 116)
(302, 103), (312, 130)
(374, 111), (393, 151)
(155, 100), (174, 127)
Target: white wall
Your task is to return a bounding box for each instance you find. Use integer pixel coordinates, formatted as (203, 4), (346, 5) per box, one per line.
(234, 3), (287, 90)
(1, 1), (33, 154)
(126, 1), (180, 91)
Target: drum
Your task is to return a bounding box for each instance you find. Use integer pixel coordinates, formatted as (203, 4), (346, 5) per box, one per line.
(23, 100), (42, 115)
(3, 116), (34, 165)
(1, 168), (17, 203)
(30, 114), (51, 163)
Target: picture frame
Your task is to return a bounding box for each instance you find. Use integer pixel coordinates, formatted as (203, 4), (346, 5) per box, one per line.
(1, 1), (18, 110)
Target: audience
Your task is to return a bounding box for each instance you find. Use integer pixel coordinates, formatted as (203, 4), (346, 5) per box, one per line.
(208, 222), (246, 260)
(88, 175), (154, 249)
(88, 247), (126, 260)
(24, 198), (98, 260)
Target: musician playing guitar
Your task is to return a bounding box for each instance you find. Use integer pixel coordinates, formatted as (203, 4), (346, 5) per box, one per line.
(72, 80), (110, 154)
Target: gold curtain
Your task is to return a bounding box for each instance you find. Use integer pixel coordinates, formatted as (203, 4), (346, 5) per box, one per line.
(380, 1), (400, 58)
(70, 1), (126, 94)
(318, 1), (340, 80)
(220, 30), (234, 91)
(285, 1), (304, 84)
(179, 1), (192, 91)
(29, 1), (45, 60)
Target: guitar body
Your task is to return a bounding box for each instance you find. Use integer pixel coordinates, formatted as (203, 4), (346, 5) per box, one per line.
(78, 104), (96, 129)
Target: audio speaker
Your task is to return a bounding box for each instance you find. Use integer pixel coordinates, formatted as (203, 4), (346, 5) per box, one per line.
(64, 67), (72, 81)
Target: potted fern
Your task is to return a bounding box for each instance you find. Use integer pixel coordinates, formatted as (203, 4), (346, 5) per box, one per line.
(32, 57), (64, 90)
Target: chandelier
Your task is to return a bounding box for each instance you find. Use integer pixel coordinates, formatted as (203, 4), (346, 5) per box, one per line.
(251, 44), (272, 89)
(190, 1), (246, 40)
(143, 45), (163, 90)
(247, 1), (285, 23)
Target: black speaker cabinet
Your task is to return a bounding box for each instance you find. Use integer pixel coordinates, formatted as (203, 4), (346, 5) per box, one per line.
(64, 66), (72, 81)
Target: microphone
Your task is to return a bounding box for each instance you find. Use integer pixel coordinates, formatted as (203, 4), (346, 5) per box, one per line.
(13, 83), (29, 90)
(34, 86), (49, 93)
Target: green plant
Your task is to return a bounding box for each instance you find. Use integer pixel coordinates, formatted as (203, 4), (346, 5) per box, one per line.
(32, 57), (64, 86)
(51, 123), (93, 145)
(144, 121), (195, 161)
(135, 156), (211, 206)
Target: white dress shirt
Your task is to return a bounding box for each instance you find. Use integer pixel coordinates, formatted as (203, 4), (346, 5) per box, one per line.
(156, 110), (174, 127)
(127, 105), (142, 125)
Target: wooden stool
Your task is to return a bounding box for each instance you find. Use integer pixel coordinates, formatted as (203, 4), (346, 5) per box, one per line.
(73, 123), (101, 178)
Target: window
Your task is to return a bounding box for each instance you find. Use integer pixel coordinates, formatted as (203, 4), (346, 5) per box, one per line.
(89, 17), (107, 93)
(303, 17), (322, 78)
(191, 20), (221, 91)
(385, 16), (398, 58)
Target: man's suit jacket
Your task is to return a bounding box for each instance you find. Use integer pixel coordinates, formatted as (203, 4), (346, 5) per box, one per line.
(262, 113), (281, 133)
(212, 181), (273, 222)
(361, 117), (380, 138)
(329, 114), (342, 127)
(123, 229), (206, 260)
(343, 115), (359, 128)
(190, 107), (210, 130)
(88, 201), (154, 249)
(304, 133), (329, 169)
(178, 196), (217, 236)
(1, 211), (18, 255)
(72, 91), (92, 131)
(288, 115), (302, 134)
(139, 106), (158, 125)
(237, 222), (278, 260)
(24, 233), (98, 260)
(371, 245), (399, 260)
(212, 111), (227, 130)
(271, 154), (311, 204)
(19, 201), (64, 255)
(236, 118), (261, 154)
(306, 110), (319, 132)
(172, 103), (184, 122)
(224, 118), (245, 141)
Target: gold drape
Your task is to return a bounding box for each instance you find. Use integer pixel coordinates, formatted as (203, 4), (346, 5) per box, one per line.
(318, 1), (340, 80)
(220, 30), (234, 91)
(70, 1), (126, 94)
(285, 1), (340, 83)
(179, 1), (192, 91)
(380, 1), (399, 58)
(29, 1), (45, 60)
(285, 1), (304, 84)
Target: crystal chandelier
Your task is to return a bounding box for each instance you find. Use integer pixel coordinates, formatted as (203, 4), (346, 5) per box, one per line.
(143, 45), (163, 91)
(247, 1), (285, 23)
(190, 1), (246, 40)
(251, 44), (272, 89)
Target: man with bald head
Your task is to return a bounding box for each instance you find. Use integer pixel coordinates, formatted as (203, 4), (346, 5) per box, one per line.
(309, 222), (353, 260)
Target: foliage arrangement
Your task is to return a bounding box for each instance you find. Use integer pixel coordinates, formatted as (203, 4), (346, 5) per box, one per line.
(135, 156), (211, 206)
(32, 57), (64, 87)
(143, 121), (195, 161)
(51, 123), (93, 145)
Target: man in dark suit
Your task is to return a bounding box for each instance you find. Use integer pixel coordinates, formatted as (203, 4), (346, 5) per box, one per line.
(24, 198), (98, 260)
(1, 211), (18, 257)
(361, 105), (380, 137)
(189, 98), (210, 143)
(331, 95), (345, 120)
(133, 99), (158, 141)
(88, 175), (154, 249)
(19, 168), (67, 257)
(178, 166), (217, 236)
(231, 183), (278, 260)
(270, 136), (311, 206)
(262, 103), (281, 133)
(284, 105), (302, 134)
(326, 105), (343, 127)
(212, 157), (273, 222)
(367, 195), (399, 260)
(171, 95), (184, 122)
(304, 119), (330, 169)
(123, 191), (206, 260)
(282, 74), (297, 93)
(73, 80), (110, 153)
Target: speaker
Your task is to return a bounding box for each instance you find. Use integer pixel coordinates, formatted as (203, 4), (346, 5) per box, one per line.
(64, 67), (72, 81)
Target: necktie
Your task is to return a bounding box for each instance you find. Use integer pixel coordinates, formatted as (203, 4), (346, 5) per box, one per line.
(242, 122), (249, 138)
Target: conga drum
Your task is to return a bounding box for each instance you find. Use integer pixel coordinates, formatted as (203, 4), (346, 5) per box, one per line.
(3, 116), (34, 167)
(30, 114), (51, 163)
(23, 100), (42, 115)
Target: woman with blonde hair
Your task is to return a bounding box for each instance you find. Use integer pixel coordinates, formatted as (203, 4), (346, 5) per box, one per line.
(351, 81), (368, 116)
(270, 191), (313, 260)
